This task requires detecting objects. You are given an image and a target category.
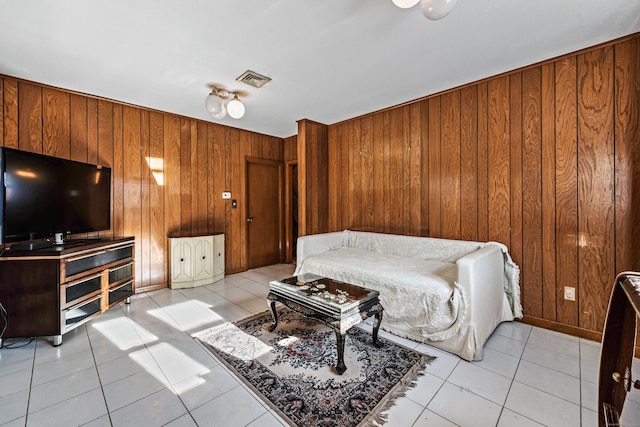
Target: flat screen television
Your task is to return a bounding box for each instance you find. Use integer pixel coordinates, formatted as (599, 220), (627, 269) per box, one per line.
(0, 147), (111, 245)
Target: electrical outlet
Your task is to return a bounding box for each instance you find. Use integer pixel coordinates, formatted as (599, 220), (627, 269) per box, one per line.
(564, 286), (576, 301)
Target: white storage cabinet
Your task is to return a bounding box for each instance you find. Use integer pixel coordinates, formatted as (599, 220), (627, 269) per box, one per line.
(169, 233), (224, 289)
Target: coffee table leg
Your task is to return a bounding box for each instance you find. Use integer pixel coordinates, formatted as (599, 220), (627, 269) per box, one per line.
(267, 300), (278, 332)
(372, 310), (383, 347)
(334, 331), (347, 375)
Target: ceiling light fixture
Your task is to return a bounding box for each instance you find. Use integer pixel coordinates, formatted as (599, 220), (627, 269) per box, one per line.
(393, 0), (458, 20)
(204, 88), (245, 120)
(226, 94), (245, 119)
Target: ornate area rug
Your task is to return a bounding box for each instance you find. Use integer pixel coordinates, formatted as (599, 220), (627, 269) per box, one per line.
(194, 308), (435, 427)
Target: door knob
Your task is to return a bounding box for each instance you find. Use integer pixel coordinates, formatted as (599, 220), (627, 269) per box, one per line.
(246, 217), (254, 222)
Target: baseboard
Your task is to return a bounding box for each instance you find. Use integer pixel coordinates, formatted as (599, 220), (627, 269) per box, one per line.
(519, 315), (602, 343)
(520, 316), (640, 360)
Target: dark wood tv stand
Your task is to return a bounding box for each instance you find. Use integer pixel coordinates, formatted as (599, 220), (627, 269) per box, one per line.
(0, 237), (135, 346)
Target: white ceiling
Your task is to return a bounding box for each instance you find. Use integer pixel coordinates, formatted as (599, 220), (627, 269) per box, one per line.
(1, 0), (639, 138)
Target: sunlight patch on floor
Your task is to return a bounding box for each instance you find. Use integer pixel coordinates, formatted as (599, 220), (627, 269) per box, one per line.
(92, 317), (158, 350)
(148, 299), (224, 331)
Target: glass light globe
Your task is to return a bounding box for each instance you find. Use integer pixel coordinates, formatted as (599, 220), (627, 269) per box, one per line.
(420, 0), (458, 20)
(205, 91), (224, 115)
(227, 96), (245, 119)
(210, 103), (227, 119)
(392, 0), (420, 8)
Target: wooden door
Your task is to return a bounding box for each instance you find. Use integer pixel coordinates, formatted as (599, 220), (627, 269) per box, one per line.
(246, 159), (283, 269)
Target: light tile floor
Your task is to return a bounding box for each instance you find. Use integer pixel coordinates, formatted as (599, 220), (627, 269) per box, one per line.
(1, 263), (639, 427)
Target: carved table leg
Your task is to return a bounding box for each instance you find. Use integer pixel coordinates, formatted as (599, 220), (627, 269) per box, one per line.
(372, 310), (383, 348)
(267, 299), (278, 332)
(335, 330), (347, 375)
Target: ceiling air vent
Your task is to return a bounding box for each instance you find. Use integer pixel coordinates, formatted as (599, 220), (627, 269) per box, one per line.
(236, 70), (271, 88)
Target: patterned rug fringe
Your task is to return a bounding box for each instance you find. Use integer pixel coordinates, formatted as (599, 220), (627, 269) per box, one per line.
(359, 357), (434, 427)
(195, 309), (436, 427)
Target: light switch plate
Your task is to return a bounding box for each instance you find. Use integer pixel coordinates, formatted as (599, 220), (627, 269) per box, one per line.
(222, 191), (231, 199)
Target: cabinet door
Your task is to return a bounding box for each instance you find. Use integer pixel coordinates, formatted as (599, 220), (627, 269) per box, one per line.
(193, 237), (214, 281)
(171, 239), (193, 282)
(213, 234), (225, 276)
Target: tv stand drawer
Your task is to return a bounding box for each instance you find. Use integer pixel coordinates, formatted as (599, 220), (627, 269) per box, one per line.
(64, 244), (134, 279)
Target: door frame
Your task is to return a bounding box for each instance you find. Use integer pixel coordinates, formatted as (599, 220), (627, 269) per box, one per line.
(245, 157), (284, 267)
(285, 160), (298, 264)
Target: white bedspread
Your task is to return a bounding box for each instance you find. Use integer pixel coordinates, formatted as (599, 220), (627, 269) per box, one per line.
(296, 247), (466, 341)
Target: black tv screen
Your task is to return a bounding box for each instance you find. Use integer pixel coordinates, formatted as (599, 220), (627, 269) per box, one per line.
(0, 148), (111, 244)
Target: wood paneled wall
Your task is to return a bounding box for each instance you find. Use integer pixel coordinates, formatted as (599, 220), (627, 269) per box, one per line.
(297, 119), (329, 236)
(1, 76), (284, 291)
(325, 36), (640, 335)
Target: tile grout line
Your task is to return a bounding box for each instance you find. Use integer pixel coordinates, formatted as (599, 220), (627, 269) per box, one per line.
(86, 320), (115, 426)
(492, 322), (534, 425)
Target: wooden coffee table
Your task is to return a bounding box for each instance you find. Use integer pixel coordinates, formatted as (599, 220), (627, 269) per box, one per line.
(267, 273), (384, 375)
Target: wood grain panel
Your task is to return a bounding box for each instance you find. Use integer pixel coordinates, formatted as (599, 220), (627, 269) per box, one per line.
(112, 104), (124, 237)
(487, 76), (511, 245)
(477, 82), (489, 242)
(555, 57), (579, 326)
(43, 88), (70, 158)
(284, 135), (297, 162)
(211, 124), (226, 245)
(577, 46), (615, 331)
(297, 119), (328, 235)
(389, 108), (403, 234)
(428, 97), (441, 238)
(3, 78), (18, 148)
(509, 74), (523, 280)
(87, 98), (98, 164)
(440, 91), (461, 239)
(460, 86), (478, 241)
(163, 115), (181, 237)
(419, 101), (430, 236)
(341, 123), (351, 230)
(148, 111), (165, 286)
(298, 125), (308, 235)
(541, 63), (557, 321)
(207, 125), (216, 230)
(308, 125), (319, 234)
(197, 121), (209, 234)
(373, 112), (385, 232)
(179, 118), (192, 235)
(97, 100), (114, 238)
(222, 127), (233, 270)
(401, 107), (411, 234)
(123, 106), (142, 283)
(263, 134), (274, 160)
(327, 127), (337, 231)
(140, 110), (151, 288)
(522, 68), (543, 318)
(408, 103), (421, 236)
(345, 121), (354, 230)
(251, 133), (263, 159)
(352, 120), (362, 231)
(228, 127), (243, 272)
(318, 126), (328, 233)
(18, 82), (42, 154)
(614, 38), (640, 272)
(361, 116), (374, 231)
(190, 121), (199, 233)
(70, 94), (87, 162)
